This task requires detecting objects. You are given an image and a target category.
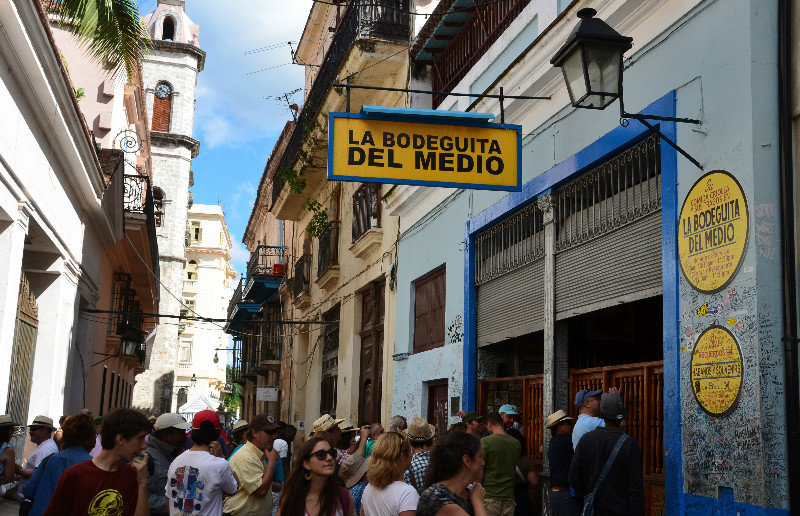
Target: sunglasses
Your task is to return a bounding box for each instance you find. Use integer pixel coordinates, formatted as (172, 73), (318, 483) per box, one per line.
(255, 428), (278, 435)
(307, 448), (337, 461)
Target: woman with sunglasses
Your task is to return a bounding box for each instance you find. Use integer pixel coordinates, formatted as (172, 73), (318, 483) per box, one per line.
(278, 437), (355, 516)
(417, 431), (486, 516)
(361, 431), (418, 516)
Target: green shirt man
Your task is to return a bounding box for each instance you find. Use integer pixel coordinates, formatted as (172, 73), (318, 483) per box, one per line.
(481, 413), (521, 508)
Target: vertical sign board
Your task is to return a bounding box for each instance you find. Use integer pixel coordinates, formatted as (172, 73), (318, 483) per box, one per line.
(328, 110), (522, 191)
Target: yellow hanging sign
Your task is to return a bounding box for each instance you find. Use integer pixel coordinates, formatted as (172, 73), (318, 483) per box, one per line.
(690, 325), (743, 417)
(328, 112), (521, 191)
(678, 171), (749, 293)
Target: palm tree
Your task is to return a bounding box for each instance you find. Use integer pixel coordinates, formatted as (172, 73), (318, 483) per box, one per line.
(47, 0), (150, 79)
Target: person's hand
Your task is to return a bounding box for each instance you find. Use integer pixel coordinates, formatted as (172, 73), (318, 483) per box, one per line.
(209, 440), (223, 457)
(131, 452), (148, 485)
(468, 482), (485, 504)
(14, 463), (23, 475)
(457, 410), (466, 418)
(608, 386), (620, 394)
(359, 425), (370, 441)
(266, 447), (280, 465)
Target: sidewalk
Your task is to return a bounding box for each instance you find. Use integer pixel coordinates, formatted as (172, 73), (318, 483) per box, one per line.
(0, 499), (18, 516)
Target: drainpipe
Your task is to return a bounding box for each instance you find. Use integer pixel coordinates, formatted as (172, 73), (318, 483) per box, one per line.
(777, 0), (800, 512)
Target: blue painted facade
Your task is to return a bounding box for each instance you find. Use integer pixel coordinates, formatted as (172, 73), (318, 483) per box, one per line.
(392, 0), (790, 513)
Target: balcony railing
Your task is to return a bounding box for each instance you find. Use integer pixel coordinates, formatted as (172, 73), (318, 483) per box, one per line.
(124, 174), (160, 291)
(272, 0), (410, 204)
(430, 0), (530, 108)
(227, 278), (244, 319)
(317, 222), (340, 278)
(352, 184), (381, 243)
(293, 255), (311, 299)
(231, 338), (243, 383)
(247, 245), (287, 279)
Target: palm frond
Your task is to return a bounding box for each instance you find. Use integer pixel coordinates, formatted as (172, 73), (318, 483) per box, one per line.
(47, 0), (151, 79)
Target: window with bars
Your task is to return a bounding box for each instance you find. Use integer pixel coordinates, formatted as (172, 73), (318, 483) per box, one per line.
(413, 266), (446, 353)
(352, 184), (381, 242)
(186, 260), (198, 280)
(320, 305), (340, 416)
(474, 203), (545, 286)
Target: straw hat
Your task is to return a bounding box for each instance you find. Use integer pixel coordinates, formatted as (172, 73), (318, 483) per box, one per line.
(340, 454), (368, 489)
(29, 416), (55, 430)
(0, 415), (17, 427)
(232, 420), (249, 432)
(312, 414), (345, 433)
(545, 409), (573, 429)
(405, 417), (435, 442)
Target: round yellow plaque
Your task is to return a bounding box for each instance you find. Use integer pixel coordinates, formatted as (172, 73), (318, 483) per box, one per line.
(678, 171), (749, 293)
(690, 325), (743, 417)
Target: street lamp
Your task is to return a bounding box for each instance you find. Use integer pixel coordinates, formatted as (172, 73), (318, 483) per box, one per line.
(120, 330), (140, 357)
(213, 352), (219, 364)
(550, 8), (703, 169)
(550, 8), (631, 110)
(190, 374), (197, 388)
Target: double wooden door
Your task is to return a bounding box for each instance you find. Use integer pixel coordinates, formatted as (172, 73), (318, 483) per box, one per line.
(358, 280), (384, 425)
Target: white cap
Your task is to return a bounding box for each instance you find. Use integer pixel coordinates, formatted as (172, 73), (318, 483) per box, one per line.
(153, 413), (191, 431)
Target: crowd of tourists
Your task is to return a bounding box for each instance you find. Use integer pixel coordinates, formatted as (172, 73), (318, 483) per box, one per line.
(0, 390), (642, 516)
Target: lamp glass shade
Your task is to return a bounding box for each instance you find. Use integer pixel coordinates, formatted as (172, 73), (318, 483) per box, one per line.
(561, 48), (588, 107)
(580, 45), (623, 109)
(120, 339), (137, 357)
(190, 374), (197, 387)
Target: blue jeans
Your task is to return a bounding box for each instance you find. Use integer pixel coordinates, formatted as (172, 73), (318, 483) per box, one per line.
(549, 489), (580, 516)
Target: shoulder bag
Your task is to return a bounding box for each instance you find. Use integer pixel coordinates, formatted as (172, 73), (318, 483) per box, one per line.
(581, 433), (628, 516)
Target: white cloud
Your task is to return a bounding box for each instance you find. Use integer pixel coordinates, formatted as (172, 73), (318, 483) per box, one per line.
(226, 181), (257, 222)
(181, 0), (313, 150)
(228, 234), (250, 271)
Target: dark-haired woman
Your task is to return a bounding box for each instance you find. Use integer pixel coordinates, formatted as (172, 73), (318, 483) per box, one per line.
(0, 415), (17, 492)
(22, 413), (95, 516)
(417, 431), (487, 516)
(278, 437), (355, 516)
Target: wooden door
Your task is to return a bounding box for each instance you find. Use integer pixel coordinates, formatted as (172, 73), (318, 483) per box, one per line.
(358, 280), (384, 425)
(427, 380), (448, 438)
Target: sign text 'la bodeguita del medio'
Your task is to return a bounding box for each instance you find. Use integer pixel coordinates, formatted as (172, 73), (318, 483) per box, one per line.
(328, 110), (522, 191)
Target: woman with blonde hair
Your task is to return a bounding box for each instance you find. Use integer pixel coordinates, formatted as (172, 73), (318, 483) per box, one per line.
(361, 431), (418, 516)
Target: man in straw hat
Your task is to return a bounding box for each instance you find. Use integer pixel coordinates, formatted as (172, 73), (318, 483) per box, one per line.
(17, 415), (58, 513)
(545, 409), (578, 516)
(403, 417), (435, 493)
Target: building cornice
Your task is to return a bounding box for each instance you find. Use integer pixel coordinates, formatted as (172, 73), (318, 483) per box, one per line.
(147, 38), (206, 71)
(150, 131), (200, 158)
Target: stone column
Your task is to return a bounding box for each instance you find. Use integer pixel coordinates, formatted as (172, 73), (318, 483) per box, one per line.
(0, 204), (28, 408)
(537, 194), (556, 465)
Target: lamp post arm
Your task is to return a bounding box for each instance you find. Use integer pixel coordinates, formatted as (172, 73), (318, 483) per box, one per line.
(622, 111), (702, 125)
(623, 115), (703, 170)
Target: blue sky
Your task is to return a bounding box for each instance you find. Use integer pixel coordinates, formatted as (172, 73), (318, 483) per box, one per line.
(140, 0), (313, 275)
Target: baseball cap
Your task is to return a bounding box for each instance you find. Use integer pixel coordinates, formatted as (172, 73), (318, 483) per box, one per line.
(574, 389), (603, 408)
(250, 414), (278, 432)
(461, 411), (485, 423)
(154, 413), (191, 431)
(192, 410), (221, 430)
(498, 404), (520, 415)
(600, 393), (627, 421)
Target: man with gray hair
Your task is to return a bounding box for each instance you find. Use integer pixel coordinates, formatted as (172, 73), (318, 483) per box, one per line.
(388, 415), (407, 432)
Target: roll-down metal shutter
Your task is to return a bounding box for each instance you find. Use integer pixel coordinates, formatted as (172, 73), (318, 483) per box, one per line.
(477, 259), (545, 347)
(555, 212), (661, 319)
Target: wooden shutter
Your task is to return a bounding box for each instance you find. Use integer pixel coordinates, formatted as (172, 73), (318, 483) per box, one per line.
(152, 95), (172, 132)
(413, 266), (446, 353)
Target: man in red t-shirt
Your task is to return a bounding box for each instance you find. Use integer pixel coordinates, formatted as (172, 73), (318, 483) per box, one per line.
(44, 408), (151, 516)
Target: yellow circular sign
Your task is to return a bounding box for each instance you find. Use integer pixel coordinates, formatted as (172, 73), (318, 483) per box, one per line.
(678, 171), (749, 293)
(690, 325), (743, 416)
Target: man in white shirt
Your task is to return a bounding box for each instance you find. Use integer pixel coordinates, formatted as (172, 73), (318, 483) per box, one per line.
(165, 410), (238, 515)
(16, 416), (58, 514)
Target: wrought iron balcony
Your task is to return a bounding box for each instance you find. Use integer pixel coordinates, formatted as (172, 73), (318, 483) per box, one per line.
(273, 0), (410, 204)
(293, 255), (311, 301)
(123, 174), (160, 290)
(317, 222), (340, 278)
(227, 278), (244, 320)
(412, 0), (530, 108)
(231, 337), (243, 384)
(352, 184), (381, 243)
(247, 246), (287, 279)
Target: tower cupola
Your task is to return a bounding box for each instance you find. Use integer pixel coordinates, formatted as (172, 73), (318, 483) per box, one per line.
(142, 0), (200, 47)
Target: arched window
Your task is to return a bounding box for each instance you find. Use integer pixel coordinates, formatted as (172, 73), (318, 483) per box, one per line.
(162, 16), (175, 41)
(187, 260), (198, 280)
(152, 82), (172, 132)
(152, 187), (164, 227)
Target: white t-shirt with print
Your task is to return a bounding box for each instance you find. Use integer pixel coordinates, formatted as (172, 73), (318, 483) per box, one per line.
(362, 480), (419, 516)
(165, 450), (238, 516)
(273, 438), (288, 459)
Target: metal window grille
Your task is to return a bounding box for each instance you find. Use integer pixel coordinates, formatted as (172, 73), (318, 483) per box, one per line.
(293, 255), (311, 299)
(474, 202), (545, 286)
(317, 222), (341, 278)
(320, 306), (340, 416)
(555, 133), (661, 252)
(352, 184), (381, 243)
